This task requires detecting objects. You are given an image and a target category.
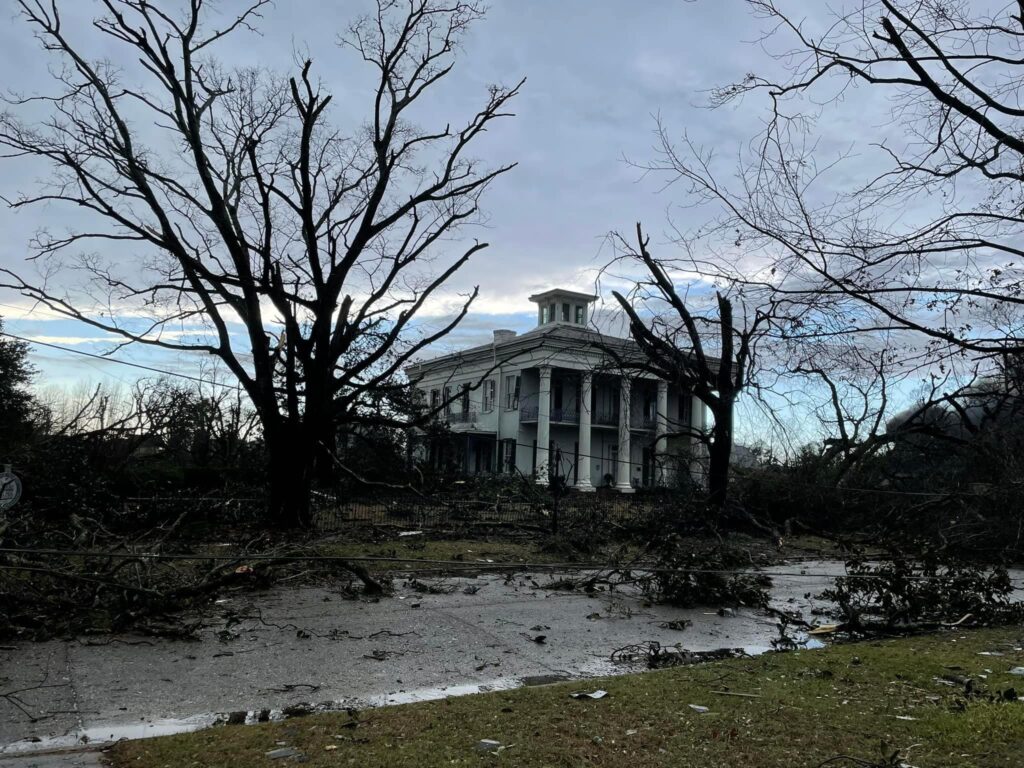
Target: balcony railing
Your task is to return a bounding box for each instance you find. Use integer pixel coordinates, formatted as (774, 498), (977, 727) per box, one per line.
(631, 413), (657, 431)
(593, 408), (618, 426)
(551, 406), (579, 423)
(519, 405), (580, 424)
(446, 410), (478, 424)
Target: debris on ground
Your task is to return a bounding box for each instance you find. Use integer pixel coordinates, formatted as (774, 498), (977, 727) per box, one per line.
(570, 689), (608, 700)
(660, 619), (692, 631)
(474, 739), (504, 752)
(611, 642), (745, 669)
(1009, 667), (1024, 676)
(808, 623), (841, 635)
(688, 704), (710, 714)
(266, 746), (302, 759)
(406, 579), (456, 595)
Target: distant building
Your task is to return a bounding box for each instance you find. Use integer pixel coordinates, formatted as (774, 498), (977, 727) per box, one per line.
(405, 289), (708, 491)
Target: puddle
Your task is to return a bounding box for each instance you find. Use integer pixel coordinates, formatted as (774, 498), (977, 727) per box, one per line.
(1, 714), (221, 755)
(366, 678), (521, 706)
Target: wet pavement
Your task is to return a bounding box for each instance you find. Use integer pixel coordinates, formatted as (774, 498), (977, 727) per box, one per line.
(0, 560), (852, 761)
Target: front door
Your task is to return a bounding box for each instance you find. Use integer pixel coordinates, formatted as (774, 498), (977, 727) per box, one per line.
(474, 439), (493, 474)
(641, 446), (654, 488)
(606, 444), (618, 486)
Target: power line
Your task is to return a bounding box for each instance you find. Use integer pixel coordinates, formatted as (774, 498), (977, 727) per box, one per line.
(0, 329), (242, 390)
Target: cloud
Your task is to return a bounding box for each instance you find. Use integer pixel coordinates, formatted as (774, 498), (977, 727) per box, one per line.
(22, 334), (121, 346)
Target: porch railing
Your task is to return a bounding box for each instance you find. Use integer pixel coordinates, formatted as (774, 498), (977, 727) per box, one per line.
(631, 413), (657, 430)
(519, 405), (580, 423)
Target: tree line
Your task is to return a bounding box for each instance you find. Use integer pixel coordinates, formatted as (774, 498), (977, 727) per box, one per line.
(2, 1), (1023, 547)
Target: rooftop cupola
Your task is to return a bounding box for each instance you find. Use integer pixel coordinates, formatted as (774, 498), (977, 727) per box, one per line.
(528, 288), (598, 328)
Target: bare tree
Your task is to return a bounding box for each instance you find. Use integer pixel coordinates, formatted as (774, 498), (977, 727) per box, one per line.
(0, 0), (522, 526)
(604, 224), (777, 507)
(647, 0), (1024, 365)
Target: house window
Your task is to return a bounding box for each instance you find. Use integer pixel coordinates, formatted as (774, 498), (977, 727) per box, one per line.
(549, 303), (557, 323)
(644, 391), (656, 421)
(502, 438), (516, 473)
(679, 393), (693, 426)
(443, 386), (452, 414)
(430, 389), (440, 409)
(482, 379), (496, 411)
(460, 383), (471, 416)
(574, 305), (585, 324)
(505, 374), (520, 409)
(561, 302), (570, 321)
(540, 305), (550, 323)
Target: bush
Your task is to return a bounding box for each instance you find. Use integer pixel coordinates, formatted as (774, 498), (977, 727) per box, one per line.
(820, 553), (1023, 630)
(639, 537), (771, 608)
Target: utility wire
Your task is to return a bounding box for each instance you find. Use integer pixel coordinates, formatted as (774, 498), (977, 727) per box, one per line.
(0, 329), (242, 390)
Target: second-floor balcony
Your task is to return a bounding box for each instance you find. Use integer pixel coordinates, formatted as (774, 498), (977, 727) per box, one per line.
(519, 405), (580, 424)
(514, 404), (660, 430)
(446, 409), (479, 425)
(631, 413), (657, 431)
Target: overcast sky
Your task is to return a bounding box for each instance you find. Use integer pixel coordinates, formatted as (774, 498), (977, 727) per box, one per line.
(0, 0), (861, 413)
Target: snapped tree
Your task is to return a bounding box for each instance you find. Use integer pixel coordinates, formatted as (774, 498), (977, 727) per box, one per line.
(0, 0), (522, 526)
(605, 224), (776, 507)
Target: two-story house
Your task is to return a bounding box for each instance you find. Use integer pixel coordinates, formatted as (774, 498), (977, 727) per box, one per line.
(405, 288), (708, 492)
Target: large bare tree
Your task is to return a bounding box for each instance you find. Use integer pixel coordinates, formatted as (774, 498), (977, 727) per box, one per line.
(0, 0), (522, 526)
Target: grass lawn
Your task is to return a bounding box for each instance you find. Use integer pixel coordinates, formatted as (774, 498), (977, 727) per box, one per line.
(314, 537), (551, 570)
(110, 627), (1024, 767)
(311, 532), (841, 574)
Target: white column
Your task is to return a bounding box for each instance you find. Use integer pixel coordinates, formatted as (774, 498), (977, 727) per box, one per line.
(535, 366), (551, 484)
(690, 392), (707, 486)
(575, 371), (594, 491)
(655, 380), (668, 487)
(615, 377), (634, 493)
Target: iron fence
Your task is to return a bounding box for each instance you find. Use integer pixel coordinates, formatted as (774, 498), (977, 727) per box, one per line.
(311, 491), (672, 531)
(21, 488), (687, 534)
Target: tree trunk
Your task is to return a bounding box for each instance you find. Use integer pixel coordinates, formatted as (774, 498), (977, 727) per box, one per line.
(265, 423), (314, 529)
(706, 398), (734, 508)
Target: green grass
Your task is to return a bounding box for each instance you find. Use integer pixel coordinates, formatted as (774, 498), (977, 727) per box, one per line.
(314, 537), (549, 570)
(110, 627), (1024, 767)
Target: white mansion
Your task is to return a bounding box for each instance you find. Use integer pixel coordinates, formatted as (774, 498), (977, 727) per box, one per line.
(406, 289), (708, 492)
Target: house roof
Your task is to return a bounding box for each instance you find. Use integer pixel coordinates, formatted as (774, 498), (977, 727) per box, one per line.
(528, 288), (599, 304)
(405, 322), (637, 378)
